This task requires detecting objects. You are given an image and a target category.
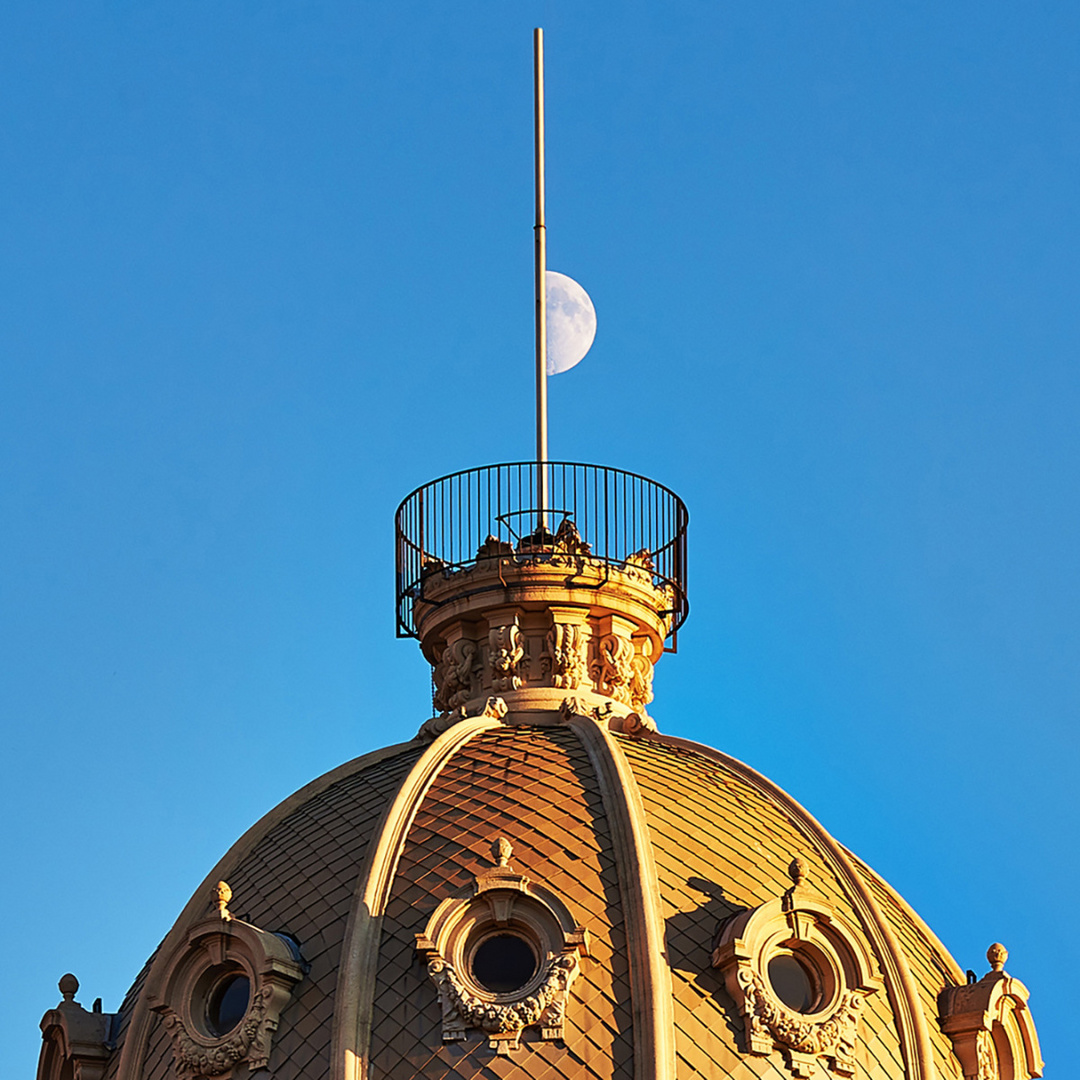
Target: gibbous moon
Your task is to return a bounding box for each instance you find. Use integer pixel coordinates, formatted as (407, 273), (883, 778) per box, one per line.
(545, 271), (596, 375)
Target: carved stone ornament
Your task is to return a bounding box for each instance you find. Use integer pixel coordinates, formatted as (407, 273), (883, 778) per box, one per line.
(711, 859), (882, 1079)
(590, 633), (634, 704)
(36, 974), (115, 1080)
(489, 621), (525, 692)
(415, 838), (590, 1054)
(433, 638), (478, 713)
(417, 695), (508, 741)
(543, 622), (588, 690)
(146, 882), (304, 1079)
(938, 944), (1044, 1079)
(629, 653), (654, 710)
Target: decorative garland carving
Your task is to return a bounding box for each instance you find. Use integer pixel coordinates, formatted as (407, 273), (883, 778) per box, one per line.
(712, 858), (881, 1080)
(590, 633), (634, 703)
(146, 883), (303, 1080)
(975, 1029), (997, 1080)
(629, 653), (654, 710)
(415, 839), (589, 1054)
(427, 953), (578, 1049)
(433, 639), (478, 713)
(159, 985), (273, 1077)
(739, 970), (861, 1077)
(543, 623), (588, 689)
(489, 622), (525, 691)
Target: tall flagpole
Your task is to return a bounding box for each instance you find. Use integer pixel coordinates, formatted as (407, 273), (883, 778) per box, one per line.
(534, 27), (549, 531)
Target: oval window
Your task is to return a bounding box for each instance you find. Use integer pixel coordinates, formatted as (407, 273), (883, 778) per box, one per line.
(767, 953), (819, 1013)
(205, 973), (251, 1036)
(471, 934), (538, 994)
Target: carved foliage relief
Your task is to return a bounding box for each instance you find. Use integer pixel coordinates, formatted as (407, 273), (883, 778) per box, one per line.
(590, 633), (634, 703)
(147, 884), (303, 1080)
(415, 840), (589, 1054)
(433, 639), (477, 713)
(712, 861), (882, 1080)
(489, 622), (525, 692)
(543, 623), (588, 689)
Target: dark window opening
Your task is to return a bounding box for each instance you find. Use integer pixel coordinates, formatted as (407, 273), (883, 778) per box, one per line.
(206, 973), (251, 1036)
(471, 934), (537, 994)
(768, 954), (818, 1013)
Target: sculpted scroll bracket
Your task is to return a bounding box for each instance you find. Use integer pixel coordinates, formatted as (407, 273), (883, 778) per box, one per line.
(433, 638), (478, 714)
(415, 838), (589, 1054)
(489, 620), (525, 692)
(417, 695), (508, 741)
(543, 621), (588, 690)
(711, 859), (882, 1080)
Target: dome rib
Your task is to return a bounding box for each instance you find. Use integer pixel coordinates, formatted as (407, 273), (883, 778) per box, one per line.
(332, 716), (502, 1080)
(567, 715), (676, 1080)
(656, 733), (937, 1080)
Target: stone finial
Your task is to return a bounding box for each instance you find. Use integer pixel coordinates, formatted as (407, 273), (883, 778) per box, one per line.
(987, 942), (1008, 972)
(215, 880), (233, 920)
(493, 838), (513, 867)
(788, 857), (809, 888)
(59, 973), (79, 1002)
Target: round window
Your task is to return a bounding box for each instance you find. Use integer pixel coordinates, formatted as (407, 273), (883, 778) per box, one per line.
(470, 934), (538, 995)
(767, 953), (819, 1013)
(205, 973), (251, 1037)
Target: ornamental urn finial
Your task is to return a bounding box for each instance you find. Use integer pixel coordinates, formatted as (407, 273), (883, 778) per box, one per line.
(788, 857), (809, 888)
(987, 942), (1008, 972)
(215, 880), (233, 920)
(493, 837), (513, 867)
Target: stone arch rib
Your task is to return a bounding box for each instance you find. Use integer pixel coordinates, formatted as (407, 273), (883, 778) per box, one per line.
(657, 734), (937, 1080)
(332, 716), (501, 1080)
(569, 716), (677, 1080)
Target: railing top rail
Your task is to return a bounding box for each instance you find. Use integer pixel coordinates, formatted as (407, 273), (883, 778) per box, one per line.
(394, 460), (688, 517)
(394, 461), (689, 643)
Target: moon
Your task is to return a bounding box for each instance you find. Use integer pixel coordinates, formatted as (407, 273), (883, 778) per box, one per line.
(546, 270), (596, 375)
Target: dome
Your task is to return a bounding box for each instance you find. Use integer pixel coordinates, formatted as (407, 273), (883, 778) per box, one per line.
(36, 462), (1044, 1080)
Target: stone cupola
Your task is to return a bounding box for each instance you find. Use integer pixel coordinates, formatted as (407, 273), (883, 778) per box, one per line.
(394, 461), (689, 735)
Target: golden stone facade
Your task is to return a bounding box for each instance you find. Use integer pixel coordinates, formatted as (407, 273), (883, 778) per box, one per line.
(37, 463), (1043, 1080)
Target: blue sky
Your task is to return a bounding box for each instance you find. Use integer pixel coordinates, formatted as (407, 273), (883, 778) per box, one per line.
(2, 2), (1077, 1074)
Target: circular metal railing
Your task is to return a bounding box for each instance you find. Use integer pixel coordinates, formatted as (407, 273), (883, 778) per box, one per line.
(395, 461), (689, 645)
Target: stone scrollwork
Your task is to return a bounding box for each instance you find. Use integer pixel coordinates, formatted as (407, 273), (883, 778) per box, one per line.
(160, 985), (273, 1077)
(146, 882), (304, 1080)
(415, 838), (589, 1054)
(417, 696), (507, 741)
(552, 517), (592, 557)
(489, 622), (525, 692)
(426, 953), (579, 1051)
(629, 653), (654, 711)
(433, 639), (478, 713)
(590, 633), (634, 704)
(712, 858), (882, 1080)
(738, 970), (862, 1078)
(543, 623), (588, 690)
